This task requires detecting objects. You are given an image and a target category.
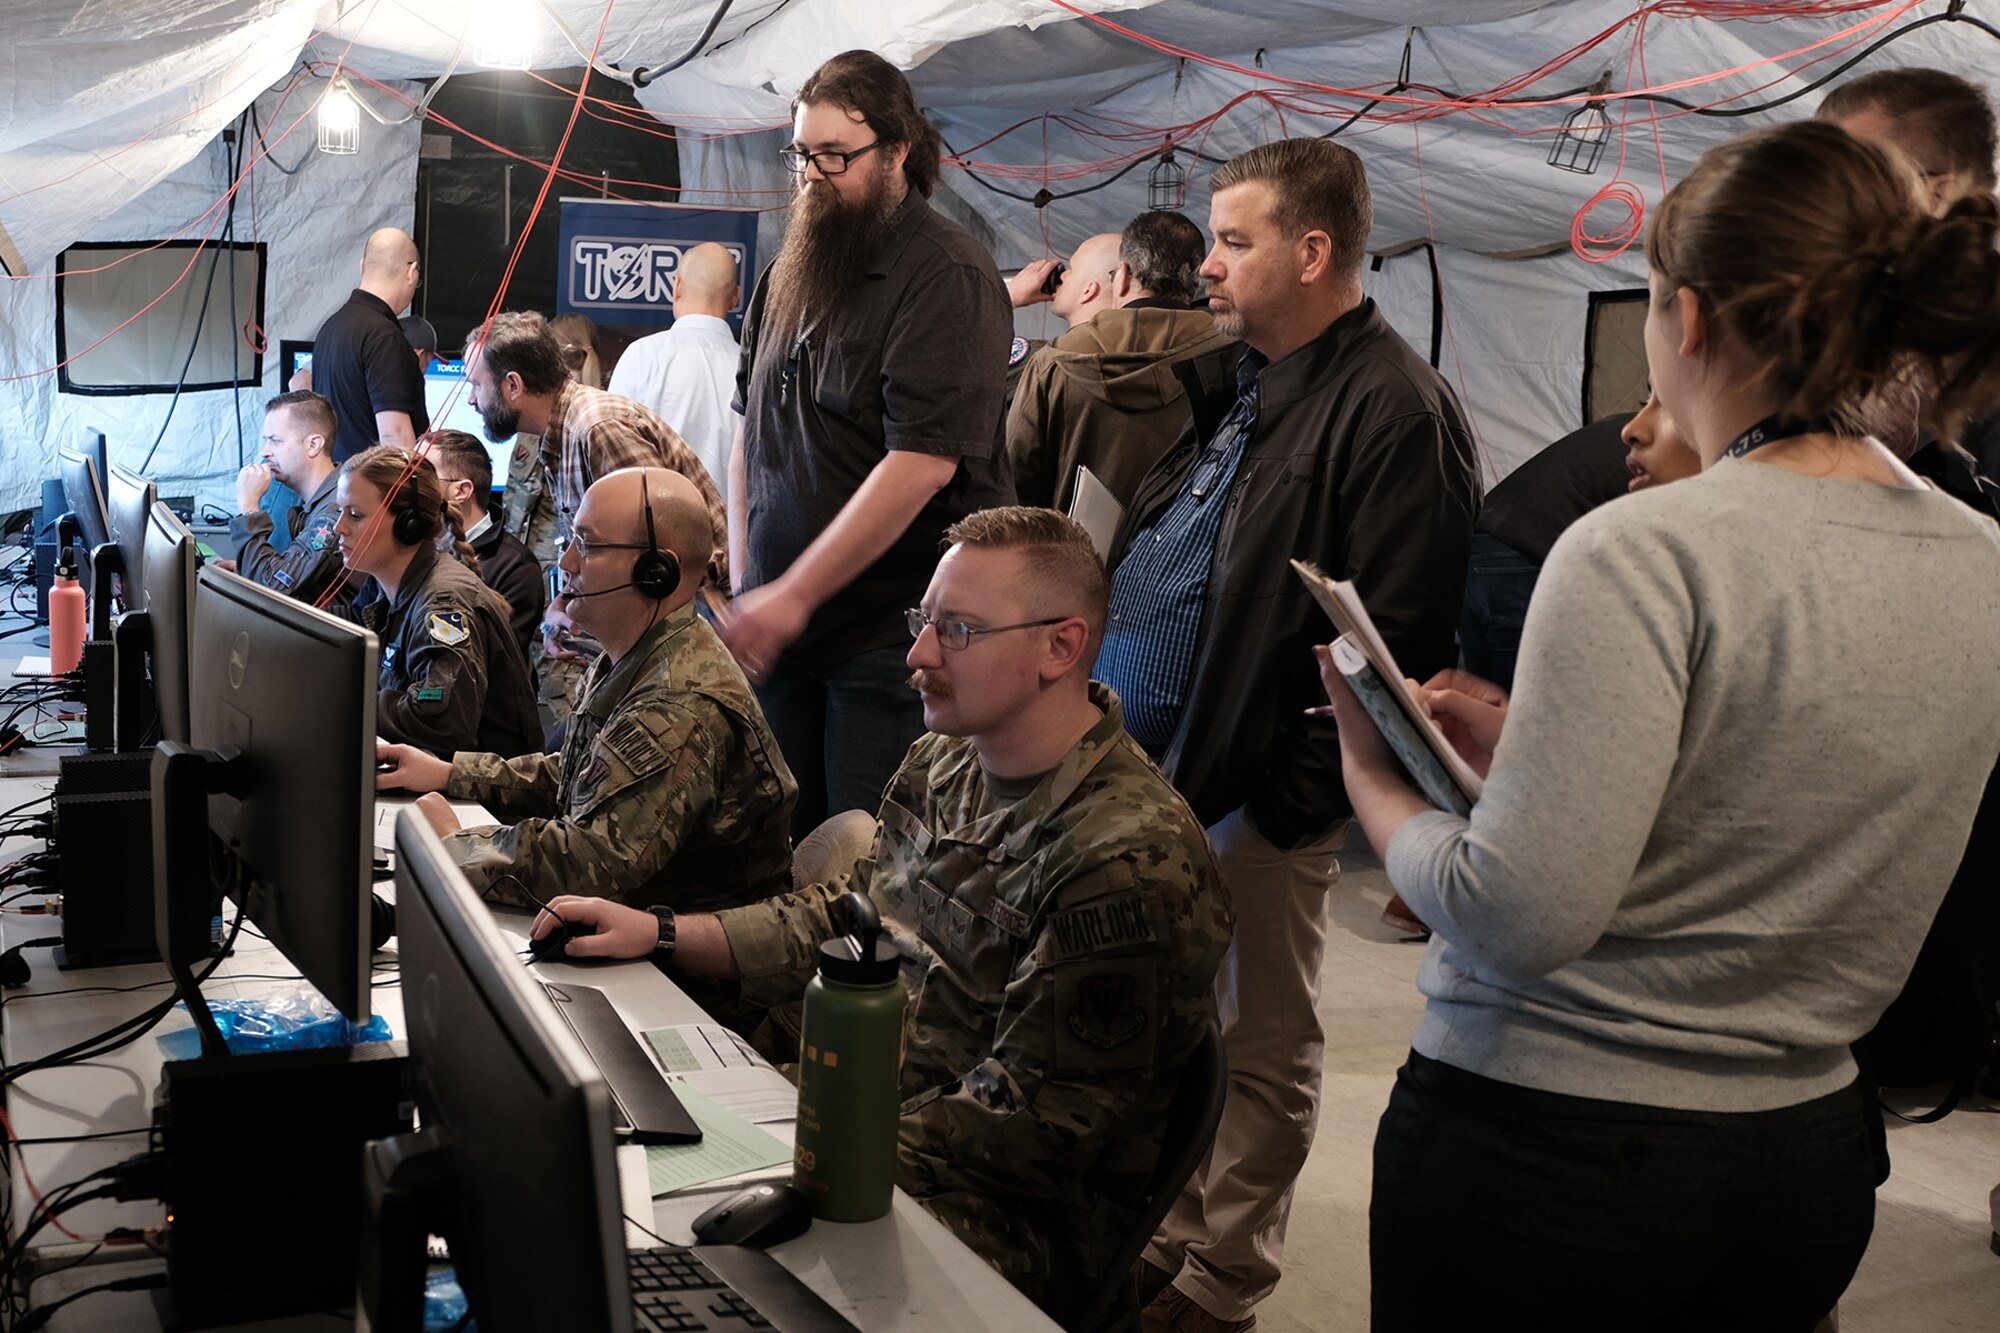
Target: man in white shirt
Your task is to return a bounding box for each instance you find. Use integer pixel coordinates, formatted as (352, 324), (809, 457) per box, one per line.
(607, 242), (741, 507)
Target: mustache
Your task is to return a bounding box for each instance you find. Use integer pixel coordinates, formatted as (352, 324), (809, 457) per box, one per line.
(908, 670), (948, 697)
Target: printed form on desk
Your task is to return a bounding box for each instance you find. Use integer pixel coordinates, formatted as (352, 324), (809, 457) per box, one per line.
(646, 1022), (798, 1124)
(643, 1085), (792, 1197)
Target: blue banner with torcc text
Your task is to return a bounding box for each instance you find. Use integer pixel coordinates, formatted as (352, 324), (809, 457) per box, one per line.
(556, 199), (758, 332)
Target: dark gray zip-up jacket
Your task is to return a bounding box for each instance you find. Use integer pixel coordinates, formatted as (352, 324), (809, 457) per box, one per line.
(1108, 299), (1480, 848)
(229, 470), (356, 618)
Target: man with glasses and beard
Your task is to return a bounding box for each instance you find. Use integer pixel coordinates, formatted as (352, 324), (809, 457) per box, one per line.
(719, 49), (1014, 839)
(465, 310), (729, 712)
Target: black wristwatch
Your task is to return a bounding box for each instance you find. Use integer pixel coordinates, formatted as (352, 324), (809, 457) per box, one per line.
(647, 906), (677, 963)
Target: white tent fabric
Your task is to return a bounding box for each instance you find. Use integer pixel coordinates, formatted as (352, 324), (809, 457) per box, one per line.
(2, 1), (1995, 510)
(0, 76), (420, 513)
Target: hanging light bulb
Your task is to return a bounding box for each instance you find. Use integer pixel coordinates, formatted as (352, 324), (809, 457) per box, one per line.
(477, 0), (537, 70)
(317, 79), (361, 156)
(1548, 73), (1614, 176)
(1149, 144), (1186, 211)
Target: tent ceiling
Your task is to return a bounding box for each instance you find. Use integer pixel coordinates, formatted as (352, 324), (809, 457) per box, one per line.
(3, 2), (1996, 268)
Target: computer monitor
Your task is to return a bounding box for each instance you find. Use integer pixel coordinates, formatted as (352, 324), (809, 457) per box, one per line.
(115, 501), (199, 749)
(359, 811), (627, 1333)
(105, 461), (157, 614)
(423, 357), (514, 493)
(279, 338), (314, 388)
(152, 566), (379, 1053)
(75, 427), (110, 503)
(57, 446), (112, 562)
(58, 445), (121, 641)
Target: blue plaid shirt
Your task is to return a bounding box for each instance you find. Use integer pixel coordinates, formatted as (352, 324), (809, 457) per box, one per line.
(1096, 351), (1265, 752)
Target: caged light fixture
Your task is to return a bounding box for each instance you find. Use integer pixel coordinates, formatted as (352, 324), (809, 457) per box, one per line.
(476, 0), (538, 70)
(1548, 72), (1615, 175)
(316, 77), (361, 156)
(1149, 144), (1186, 211)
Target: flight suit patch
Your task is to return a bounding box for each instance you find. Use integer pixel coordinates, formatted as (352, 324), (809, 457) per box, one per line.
(1008, 336), (1030, 367)
(305, 521), (333, 552)
(1055, 962), (1158, 1070)
(413, 687), (445, 703)
(273, 569), (294, 589)
(429, 611), (470, 646)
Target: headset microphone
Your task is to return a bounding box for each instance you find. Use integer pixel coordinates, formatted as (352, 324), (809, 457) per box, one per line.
(557, 580), (641, 601)
(557, 471), (680, 605)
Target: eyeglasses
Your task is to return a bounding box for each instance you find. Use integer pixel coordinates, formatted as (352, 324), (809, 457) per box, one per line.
(906, 608), (1068, 651)
(779, 140), (884, 177)
(559, 532), (651, 561)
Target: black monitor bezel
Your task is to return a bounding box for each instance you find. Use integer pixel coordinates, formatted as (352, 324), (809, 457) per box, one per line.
(139, 501), (198, 746)
(104, 461), (156, 614)
(388, 811), (629, 1333)
(57, 446), (112, 557)
(188, 565), (377, 1021)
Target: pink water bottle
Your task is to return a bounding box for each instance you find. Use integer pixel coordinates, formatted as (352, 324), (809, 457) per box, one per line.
(50, 550), (86, 676)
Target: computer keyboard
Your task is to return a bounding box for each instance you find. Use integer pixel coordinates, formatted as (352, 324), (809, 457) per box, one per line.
(631, 1247), (773, 1330)
(628, 1243), (856, 1333)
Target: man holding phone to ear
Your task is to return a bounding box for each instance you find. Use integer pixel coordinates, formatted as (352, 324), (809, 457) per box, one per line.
(376, 467), (794, 914)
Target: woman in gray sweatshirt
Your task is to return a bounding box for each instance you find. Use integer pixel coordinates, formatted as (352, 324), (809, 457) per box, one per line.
(1325, 120), (2000, 1332)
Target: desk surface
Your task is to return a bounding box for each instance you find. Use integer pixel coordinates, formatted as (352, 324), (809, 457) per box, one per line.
(0, 774), (1057, 1333)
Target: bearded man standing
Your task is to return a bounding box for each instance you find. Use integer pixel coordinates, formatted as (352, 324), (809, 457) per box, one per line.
(720, 49), (1014, 837)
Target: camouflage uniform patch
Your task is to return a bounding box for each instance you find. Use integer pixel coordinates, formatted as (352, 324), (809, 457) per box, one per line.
(1056, 962), (1157, 1068)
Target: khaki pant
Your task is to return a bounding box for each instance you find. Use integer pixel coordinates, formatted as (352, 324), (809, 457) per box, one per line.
(1146, 806), (1345, 1321)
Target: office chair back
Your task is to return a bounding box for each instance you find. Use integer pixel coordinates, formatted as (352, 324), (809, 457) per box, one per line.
(1068, 1019), (1228, 1333)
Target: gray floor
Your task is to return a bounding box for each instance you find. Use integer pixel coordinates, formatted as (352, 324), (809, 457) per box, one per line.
(1256, 832), (2000, 1332)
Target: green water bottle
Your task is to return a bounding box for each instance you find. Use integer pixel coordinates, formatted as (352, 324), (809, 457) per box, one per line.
(792, 893), (906, 1222)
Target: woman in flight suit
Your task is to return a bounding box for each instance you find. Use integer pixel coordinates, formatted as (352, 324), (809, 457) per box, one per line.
(333, 445), (541, 759)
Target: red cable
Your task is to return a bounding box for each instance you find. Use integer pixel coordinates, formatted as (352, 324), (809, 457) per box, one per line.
(0, 1107), (85, 1242)
(315, 0), (623, 614)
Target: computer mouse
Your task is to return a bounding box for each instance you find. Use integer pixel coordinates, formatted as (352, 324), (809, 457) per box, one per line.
(527, 920), (592, 964)
(690, 1182), (813, 1248)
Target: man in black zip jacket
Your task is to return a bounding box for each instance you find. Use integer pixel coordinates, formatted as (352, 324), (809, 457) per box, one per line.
(1104, 139), (1480, 1333)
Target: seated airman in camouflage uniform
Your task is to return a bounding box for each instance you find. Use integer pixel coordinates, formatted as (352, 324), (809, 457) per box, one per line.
(535, 507), (1233, 1325)
(377, 467), (795, 914)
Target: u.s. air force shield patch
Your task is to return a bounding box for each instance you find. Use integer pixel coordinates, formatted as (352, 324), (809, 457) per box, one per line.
(1008, 336), (1030, 367)
(429, 611), (470, 646)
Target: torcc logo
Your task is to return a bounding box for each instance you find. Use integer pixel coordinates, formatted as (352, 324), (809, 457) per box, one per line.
(569, 238), (746, 309)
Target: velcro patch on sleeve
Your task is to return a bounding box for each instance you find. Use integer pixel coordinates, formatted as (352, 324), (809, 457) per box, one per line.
(1044, 891), (1158, 962)
(428, 611), (470, 646)
(601, 716), (667, 778)
(1008, 335), (1030, 367)
(1054, 961), (1159, 1071)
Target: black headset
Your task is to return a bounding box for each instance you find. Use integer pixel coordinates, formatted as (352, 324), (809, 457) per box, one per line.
(630, 469), (680, 601)
(376, 447), (444, 548)
(389, 497), (434, 548)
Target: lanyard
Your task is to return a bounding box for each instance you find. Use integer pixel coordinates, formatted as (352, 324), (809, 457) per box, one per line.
(1721, 413), (1834, 461)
